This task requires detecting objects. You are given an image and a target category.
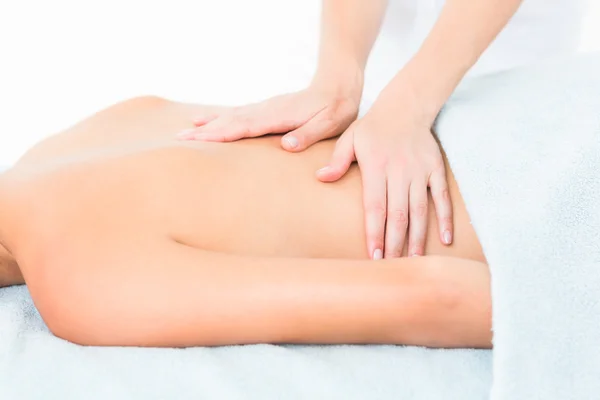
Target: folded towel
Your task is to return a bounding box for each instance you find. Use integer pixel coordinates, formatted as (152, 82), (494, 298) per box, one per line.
(436, 51), (600, 399)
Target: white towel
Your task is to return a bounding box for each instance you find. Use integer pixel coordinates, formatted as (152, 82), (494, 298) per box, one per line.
(436, 51), (600, 399)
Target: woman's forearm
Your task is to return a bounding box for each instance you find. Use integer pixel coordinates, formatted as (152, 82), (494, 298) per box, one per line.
(40, 236), (491, 348)
(313, 0), (388, 87)
(393, 0), (523, 120)
(270, 255), (492, 348)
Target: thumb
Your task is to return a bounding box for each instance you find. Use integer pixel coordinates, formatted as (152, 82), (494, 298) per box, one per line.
(281, 116), (339, 152)
(316, 130), (355, 182)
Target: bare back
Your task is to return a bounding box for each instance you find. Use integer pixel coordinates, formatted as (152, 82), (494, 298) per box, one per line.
(4, 96), (484, 263)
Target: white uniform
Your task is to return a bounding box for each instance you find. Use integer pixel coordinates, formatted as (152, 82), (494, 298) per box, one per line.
(361, 0), (589, 110)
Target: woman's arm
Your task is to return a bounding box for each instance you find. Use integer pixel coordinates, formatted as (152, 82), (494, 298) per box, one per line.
(311, 0), (388, 89)
(398, 0), (523, 120)
(33, 237), (491, 348)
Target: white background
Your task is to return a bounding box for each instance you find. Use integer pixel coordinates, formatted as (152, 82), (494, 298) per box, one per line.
(0, 0), (599, 166)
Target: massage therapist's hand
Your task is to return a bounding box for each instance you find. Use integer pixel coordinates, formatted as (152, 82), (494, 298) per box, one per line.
(317, 76), (453, 260)
(176, 71), (363, 152)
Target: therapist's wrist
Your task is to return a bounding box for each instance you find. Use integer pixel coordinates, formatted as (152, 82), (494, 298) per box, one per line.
(378, 70), (443, 129)
(396, 50), (473, 122)
(311, 59), (364, 104)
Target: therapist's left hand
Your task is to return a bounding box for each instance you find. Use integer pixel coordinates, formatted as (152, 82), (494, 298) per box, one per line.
(316, 80), (453, 260)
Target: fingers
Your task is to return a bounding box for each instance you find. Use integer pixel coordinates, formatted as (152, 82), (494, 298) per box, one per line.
(282, 114), (339, 152)
(361, 165), (387, 260)
(192, 114), (218, 127)
(177, 100), (300, 142)
(407, 178), (428, 257)
(177, 112), (266, 142)
(429, 164), (453, 245)
(384, 175), (410, 259)
(316, 131), (355, 182)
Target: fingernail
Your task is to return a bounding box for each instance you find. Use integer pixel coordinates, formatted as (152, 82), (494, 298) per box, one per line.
(317, 166), (331, 174)
(411, 253), (420, 257)
(284, 136), (298, 149)
(176, 128), (195, 138)
(443, 230), (452, 245)
(372, 248), (383, 260)
(193, 134), (208, 141)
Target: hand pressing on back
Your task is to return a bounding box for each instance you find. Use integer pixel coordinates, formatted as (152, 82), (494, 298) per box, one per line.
(315, 78), (453, 259)
(176, 67), (454, 260)
(176, 71), (363, 152)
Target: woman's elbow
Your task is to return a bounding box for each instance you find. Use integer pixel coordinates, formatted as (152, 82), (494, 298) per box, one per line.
(409, 257), (492, 349)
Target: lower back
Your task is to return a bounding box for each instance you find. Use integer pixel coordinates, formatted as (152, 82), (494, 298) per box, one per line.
(145, 139), (482, 261)
(6, 96), (484, 263)
(158, 138), (369, 258)
(46, 137), (370, 259)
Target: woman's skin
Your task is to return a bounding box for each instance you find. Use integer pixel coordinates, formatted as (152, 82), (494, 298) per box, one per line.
(0, 96), (490, 348)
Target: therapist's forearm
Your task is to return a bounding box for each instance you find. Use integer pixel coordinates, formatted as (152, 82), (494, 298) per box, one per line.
(313, 0), (388, 88)
(396, 0), (523, 120)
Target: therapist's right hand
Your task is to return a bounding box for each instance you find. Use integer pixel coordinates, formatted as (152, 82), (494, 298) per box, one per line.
(176, 73), (363, 152)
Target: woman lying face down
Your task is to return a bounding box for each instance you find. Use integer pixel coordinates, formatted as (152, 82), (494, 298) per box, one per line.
(0, 96), (491, 348)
